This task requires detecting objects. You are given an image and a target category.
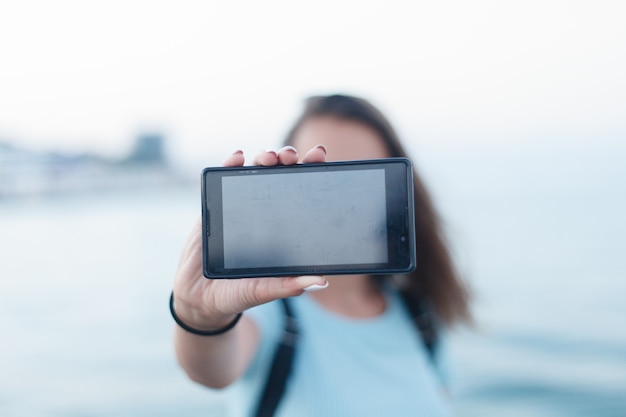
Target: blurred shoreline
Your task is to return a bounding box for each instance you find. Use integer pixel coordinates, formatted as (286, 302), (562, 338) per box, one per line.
(0, 133), (193, 200)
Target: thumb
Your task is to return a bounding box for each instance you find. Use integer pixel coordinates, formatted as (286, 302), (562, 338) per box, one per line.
(292, 275), (330, 292)
(251, 275), (329, 305)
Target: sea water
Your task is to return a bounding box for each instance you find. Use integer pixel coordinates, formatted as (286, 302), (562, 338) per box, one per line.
(0, 142), (625, 416)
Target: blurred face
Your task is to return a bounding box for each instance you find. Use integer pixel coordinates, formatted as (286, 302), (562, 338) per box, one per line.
(291, 116), (390, 161)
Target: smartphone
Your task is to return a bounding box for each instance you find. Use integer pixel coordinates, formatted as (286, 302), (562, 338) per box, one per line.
(201, 158), (416, 278)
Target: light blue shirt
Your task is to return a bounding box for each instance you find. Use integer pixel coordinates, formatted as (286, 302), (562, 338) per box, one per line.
(224, 290), (452, 417)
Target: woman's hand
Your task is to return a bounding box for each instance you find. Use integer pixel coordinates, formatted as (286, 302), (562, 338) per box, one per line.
(172, 145), (329, 332)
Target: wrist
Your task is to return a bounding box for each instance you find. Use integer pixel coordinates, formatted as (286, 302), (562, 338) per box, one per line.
(170, 292), (242, 336)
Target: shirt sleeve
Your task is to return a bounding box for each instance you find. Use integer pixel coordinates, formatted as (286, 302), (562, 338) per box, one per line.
(240, 299), (284, 381)
(222, 300), (285, 417)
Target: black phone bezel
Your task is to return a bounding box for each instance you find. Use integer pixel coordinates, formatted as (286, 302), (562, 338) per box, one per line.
(201, 158), (416, 279)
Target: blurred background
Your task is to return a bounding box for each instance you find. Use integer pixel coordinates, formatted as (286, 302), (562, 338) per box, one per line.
(1, 1), (625, 416)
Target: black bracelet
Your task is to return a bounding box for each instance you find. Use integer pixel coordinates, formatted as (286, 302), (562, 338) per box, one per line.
(169, 291), (242, 336)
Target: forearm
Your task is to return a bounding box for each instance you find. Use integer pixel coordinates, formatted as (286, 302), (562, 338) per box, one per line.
(174, 316), (259, 389)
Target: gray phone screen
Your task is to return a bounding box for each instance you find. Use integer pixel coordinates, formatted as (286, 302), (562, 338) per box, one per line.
(221, 169), (388, 268)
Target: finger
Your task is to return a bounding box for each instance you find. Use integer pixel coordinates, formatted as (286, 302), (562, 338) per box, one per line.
(188, 275), (329, 318)
(252, 150), (279, 166)
(283, 275), (329, 294)
(301, 145), (327, 164)
(247, 275), (329, 306)
(223, 150), (245, 167)
(276, 146), (299, 165)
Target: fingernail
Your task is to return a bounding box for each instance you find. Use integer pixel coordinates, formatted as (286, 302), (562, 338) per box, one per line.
(232, 150), (243, 155)
(278, 145), (298, 155)
(264, 149), (278, 157)
(315, 144), (327, 154)
(303, 280), (329, 292)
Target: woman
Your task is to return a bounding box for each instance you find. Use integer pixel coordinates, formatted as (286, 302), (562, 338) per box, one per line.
(172, 94), (471, 416)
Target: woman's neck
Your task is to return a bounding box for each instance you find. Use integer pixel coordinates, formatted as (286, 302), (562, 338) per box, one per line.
(307, 274), (386, 319)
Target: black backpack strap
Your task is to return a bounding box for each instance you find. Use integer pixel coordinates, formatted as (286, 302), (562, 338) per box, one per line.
(398, 290), (438, 362)
(253, 298), (298, 417)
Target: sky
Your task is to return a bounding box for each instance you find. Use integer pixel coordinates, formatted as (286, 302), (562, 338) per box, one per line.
(1, 0), (625, 167)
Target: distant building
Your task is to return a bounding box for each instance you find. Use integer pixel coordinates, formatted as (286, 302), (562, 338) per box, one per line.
(124, 133), (166, 166)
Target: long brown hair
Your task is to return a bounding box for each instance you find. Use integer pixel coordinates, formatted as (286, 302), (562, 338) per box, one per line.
(283, 94), (471, 327)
